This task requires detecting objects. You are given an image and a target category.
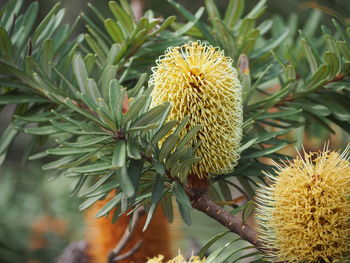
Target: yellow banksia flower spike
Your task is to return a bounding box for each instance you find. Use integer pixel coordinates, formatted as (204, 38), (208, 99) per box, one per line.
(146, 253), (206, 263)
(149, 41), (243, 178)
(255, 146), (350, 262)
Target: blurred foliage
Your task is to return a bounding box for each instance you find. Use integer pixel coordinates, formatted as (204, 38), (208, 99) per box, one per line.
(0, 0), (349, 262)
(0, 164), (82, 263)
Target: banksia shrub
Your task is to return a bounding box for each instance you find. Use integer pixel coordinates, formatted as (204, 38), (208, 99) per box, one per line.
(256, 148), (350, 262)
(147, 253), (205, 263)
(149, 41), (242, 178)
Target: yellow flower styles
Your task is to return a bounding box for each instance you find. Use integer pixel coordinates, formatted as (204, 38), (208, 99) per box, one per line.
(149, 41), (242, 178)
(256, 147), (350, 262)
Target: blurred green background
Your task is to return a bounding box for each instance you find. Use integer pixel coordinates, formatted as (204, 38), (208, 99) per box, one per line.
(0, 0), (349, 262)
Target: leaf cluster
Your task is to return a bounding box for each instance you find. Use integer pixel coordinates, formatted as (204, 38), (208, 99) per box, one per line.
(0, 0), (350, 261)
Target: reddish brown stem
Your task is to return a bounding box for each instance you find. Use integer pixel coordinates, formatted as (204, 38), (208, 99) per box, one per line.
(186, 186), (263, 250)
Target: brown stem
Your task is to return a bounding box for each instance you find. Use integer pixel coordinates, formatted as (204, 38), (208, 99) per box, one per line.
(186, 186), (263, 250)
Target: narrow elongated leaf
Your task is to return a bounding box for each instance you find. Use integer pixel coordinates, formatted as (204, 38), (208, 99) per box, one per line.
(174, 8), (204, 36)
(159, 134), (178, 161)
(73, 55), (89, 94)
(151, 120), (178, 146)
(131, 103), (168, 128)
(143, 175), (166, 231)
(42, 156), (76, 170)
(118, 165), (134, 197)
(109, 1), (134, 33)
(176, 199), (191, 225)
(126, 141), (141, 159)
(122, 95), (147, 124)
(111, 140), (126, 169)
(199, 231), (230, 258)
(95, 192), (122, 218)
(104, 18), (124, 43)
(242, 142), (288, 159)
(79, 171), (115, 197)
(0, 27), (14, 63)
(58, 136), (111, 148)
(47, 147), (97, 155)
(224, 0), (244, 29)
(79, 193), (106, 211)
(177, 125), (201, 148)
(0, 94), (48, 104)
(32, 3), (61, 44)
(0, 122), (20, 155)
(171, 181), (191, 208)
(25, 125), (60, 135)
(68, 162), (111, 173)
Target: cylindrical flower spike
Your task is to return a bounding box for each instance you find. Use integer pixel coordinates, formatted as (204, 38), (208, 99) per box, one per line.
(146, 253), (205, 263)
(255, 146), (350, 262)
(149, 41), (243, 178)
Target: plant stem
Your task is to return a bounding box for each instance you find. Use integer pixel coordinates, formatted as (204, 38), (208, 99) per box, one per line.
(186, 186), (263, 250)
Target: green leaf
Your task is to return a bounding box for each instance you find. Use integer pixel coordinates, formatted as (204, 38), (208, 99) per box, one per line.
(0, 27), (14, 63)
(176, 199), (191, 225)
(127, 73), (147, 98)
(150, 15), (176, 36)
(111, 140), (126, 169)
(324, 51), (340, 78)
(100, 65), (117, 100)
(177, 125), (201, 148)
(83, 179), (119, 198)
(168, 0), (215, 44)
(159, 134), (179, 161)
(79, 171), (115, 197)
(0, 94), (48, 104)
(108, 79), (121, 112)
(337, 40), (350, 60)
(47, 147), (97, 155)
(241, 142), (288, 159)
(32, 3), (61, 45)
(128, 123), (159, 133)
(84, 33), (107, 62)
(126, 141), (141, 160)
(246, 0), (266, 19)
(131, 103), (168, 128)
(42, 156), (76, 170)
(301, 38), (318, 73)
(0, 122), (20, 155)
(109, 1), (134, 33)
(165, 145), (191, 170)
(160, 194), (174, 222)
(73, 55), (89, 94)
(251, 29), (289, 58)
(174, 8), (204, 37)
(25, 125), (60, 135)
(224, 0), (244, 29)
(95, 192), (122, 218)
(143, 175), (166, 231)
(58, 136), (111, 148)
(199, 231), (230, 258)
(71, 175), (88, 196)
(118, 165), (135, 197)
(151, 120), (178, 146)
(104, 18), (125, 43)
(79, 193), (106, 211)
(40, 38), (54, 76)
(68, 162), (111, 173)
(256, 108), (302, 120)
(171, 181), (191, 208)
(305, 64), (330, 89)
(122, 95), (147, 124)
